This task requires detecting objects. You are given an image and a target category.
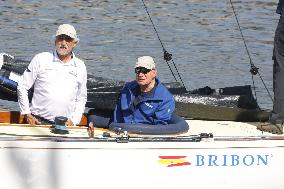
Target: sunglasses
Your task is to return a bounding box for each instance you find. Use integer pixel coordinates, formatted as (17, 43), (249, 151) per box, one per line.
(135, 67), (152, 74)
(56, 35), (74, 42)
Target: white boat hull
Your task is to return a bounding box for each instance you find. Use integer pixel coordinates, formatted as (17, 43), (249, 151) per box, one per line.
(0, 119), (283, 189)
(0, 138), (284, 189)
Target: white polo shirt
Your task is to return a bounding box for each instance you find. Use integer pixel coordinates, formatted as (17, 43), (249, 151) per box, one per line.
(17, 51), (87, 124)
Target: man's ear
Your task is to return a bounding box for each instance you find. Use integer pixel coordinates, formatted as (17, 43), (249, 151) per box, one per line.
(153, 69), (157, 77)
(73, 41), (78, 48)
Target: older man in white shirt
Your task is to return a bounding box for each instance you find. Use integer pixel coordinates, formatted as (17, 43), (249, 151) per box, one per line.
(17, 24), (87, 126)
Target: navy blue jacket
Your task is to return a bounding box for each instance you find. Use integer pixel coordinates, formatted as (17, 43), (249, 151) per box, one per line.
(112, 79), (175, 125)
(277, 0), (284, 14)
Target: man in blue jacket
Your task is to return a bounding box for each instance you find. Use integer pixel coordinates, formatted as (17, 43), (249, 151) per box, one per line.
(113, 56), (175, 125)
(258, 1), (284, 134)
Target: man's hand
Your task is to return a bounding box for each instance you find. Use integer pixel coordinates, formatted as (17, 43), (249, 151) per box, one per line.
(65, 119), (74, 126)
(24, 114), (41, 125)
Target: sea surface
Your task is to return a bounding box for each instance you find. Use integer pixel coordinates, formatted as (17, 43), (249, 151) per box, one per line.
(0, 0), (279, 111)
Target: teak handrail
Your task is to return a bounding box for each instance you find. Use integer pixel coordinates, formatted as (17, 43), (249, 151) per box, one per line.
(0, 111), (87, 126)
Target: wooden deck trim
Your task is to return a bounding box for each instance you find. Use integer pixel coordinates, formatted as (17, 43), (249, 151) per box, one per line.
(0, 111), (23, 124)
(0, 111), (88, 126)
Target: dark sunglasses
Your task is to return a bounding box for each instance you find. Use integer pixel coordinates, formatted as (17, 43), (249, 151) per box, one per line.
(135, 67), (152, 74)
(56, 34), (74, 42)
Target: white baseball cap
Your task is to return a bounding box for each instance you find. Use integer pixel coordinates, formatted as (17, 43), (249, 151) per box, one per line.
(56, 24), (79, 42)
(135, 56), (156, 70)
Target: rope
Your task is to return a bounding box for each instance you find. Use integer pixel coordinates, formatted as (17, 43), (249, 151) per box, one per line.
(229, 0), (273, 104)
(140, 0), (187, 91)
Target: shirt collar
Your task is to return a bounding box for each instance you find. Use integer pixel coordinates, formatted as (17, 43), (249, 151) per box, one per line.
(53, 50), (76, 66)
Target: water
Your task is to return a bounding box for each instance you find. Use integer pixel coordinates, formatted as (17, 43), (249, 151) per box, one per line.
(0, 0), (278, 111)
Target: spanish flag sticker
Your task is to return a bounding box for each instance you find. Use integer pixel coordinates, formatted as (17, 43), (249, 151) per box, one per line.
(158, 156), (191, 167)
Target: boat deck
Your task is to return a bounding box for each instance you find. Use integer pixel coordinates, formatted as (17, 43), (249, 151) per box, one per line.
(186, 119), (278, 137)
(0, 119), (281, 139)
(0, 110), (281, 138)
